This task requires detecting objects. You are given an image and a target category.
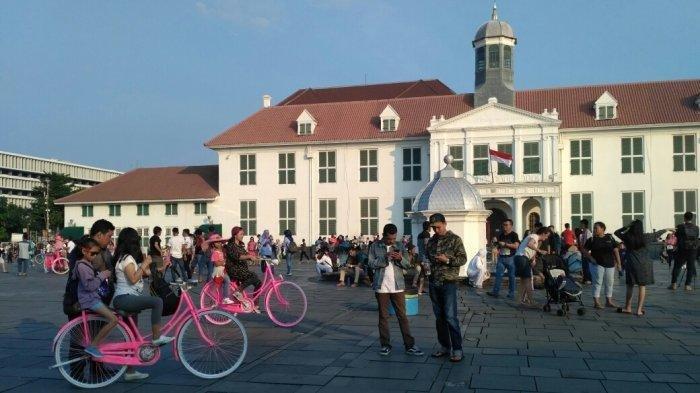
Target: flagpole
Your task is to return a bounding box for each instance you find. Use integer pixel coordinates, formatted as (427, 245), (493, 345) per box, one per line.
(490, 152), (495, 183)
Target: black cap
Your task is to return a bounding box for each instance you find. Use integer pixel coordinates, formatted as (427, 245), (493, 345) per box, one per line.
(429, 213), (446, 224)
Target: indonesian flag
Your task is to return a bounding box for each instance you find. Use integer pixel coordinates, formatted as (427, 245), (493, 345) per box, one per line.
(489, 149), (512, 167)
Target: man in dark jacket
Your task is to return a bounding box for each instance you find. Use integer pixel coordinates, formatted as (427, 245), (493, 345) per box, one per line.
(426, 213), (467, 362)
(670, 211), (699, 291)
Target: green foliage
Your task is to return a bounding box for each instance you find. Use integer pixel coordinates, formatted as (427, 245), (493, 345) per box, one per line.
(0, 197), (31, 241)
(29, 172), (76, 232)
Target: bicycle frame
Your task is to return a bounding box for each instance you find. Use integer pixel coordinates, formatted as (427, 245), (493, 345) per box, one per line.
(52, 282), (215, 367)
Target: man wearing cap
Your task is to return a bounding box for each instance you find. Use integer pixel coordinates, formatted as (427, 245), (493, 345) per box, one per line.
(426, 213), (467, 362)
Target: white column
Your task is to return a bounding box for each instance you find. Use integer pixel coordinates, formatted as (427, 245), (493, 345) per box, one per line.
(513, 197), (523, 237)
(542, 197), (551, 227)
(552, 197), (561, 230)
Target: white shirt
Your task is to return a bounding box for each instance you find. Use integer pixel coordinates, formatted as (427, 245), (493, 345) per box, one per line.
(114, 255), (144, 298)
(184, 236), (193, 252)
(315, 254), (333, 268)
(378, 245), (400, 294)
(168, 235), (185, 258)
(67, 240), (76, 253)
(516, 234), (538, 259)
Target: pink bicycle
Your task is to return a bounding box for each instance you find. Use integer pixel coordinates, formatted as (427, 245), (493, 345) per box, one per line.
(33, 251), (69, 274)
(51, 281), (247, 388)
(200, 258), (307, 327)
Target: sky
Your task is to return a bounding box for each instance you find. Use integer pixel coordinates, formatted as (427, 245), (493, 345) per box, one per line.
(1, 0), (698, 172)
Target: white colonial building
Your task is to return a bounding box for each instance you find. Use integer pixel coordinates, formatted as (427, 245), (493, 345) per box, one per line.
(59, 6), (699, 250)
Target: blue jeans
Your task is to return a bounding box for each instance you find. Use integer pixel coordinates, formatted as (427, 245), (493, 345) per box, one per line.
(285, 252), (293, 274)
(428, 281), (462, 352)
(169, 257), (185, 282)
(17, 258), (29, 274)
(491, 255), (515, 297)
(195, 254), (213, 281)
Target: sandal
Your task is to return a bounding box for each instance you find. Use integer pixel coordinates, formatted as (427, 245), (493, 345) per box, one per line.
(636, 310), (646, 317)
(431, 350), (448, 358)
(616, 307), (632, 314)
(449, 354), (463, 363)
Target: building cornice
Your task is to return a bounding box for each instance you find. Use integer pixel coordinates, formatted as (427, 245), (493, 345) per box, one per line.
(207, 136), (430, 150)
(55, 197), (217, 206)
(0, 150), (122, 175)
(561, 122), (700, 133)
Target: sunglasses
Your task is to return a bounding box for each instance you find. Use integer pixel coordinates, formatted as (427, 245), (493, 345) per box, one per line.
(88, 251), (100, 256)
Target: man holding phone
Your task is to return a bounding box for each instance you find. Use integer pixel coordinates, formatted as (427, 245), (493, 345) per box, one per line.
(369, 224), (424, 357)
(426, 213), (467, 362)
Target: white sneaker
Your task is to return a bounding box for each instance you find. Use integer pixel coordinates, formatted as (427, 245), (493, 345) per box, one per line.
(124, 371), (149, 381)
(222, 297), (234, 305)
(152, 336), (175, 346)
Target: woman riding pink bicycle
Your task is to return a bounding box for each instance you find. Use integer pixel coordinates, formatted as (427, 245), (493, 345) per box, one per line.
(225, 227), (263, 312)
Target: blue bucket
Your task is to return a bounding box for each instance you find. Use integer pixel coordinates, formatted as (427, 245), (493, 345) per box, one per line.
(388, 294), (419, 316)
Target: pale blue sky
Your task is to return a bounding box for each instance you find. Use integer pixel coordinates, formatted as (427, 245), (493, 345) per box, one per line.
(1, 0), (698, 171)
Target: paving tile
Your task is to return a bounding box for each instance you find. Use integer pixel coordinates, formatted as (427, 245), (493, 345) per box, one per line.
(601, 380), (676, 393)
(602, 371), (649, 381)
(529, 357), (589, 370)
(645, 373), (695, 383)
(470, 374), (536, 391)
(520, 367), (561, 377)
(471, 354), (528, 367)
(586, 359), (650, 372)
(534, 377), (606, 393)
(559, 369), (604, 380)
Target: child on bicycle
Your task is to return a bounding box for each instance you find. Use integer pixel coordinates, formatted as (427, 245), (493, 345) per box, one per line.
(75, 237), (117, 358)
(208, 235), (235, 305)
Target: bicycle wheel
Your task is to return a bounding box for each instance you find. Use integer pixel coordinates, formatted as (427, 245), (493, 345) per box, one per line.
(199, 282), (232, 325)
(52, 257), (70, 275)
(265, 281), (307, 327)
(54, 315), (129, 388)
(33, 254), (45, 271)
(177, 310), (247, 379)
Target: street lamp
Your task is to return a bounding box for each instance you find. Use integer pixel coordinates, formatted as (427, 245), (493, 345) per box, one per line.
(44, 177), (50, 236)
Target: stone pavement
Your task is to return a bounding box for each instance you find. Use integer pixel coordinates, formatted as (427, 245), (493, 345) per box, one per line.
(0, 259), (699, 393)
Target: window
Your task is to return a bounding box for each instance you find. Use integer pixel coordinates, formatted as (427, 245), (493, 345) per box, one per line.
(597, 106), (615, 120)
(112, 227), (122, 245)
(240, 154), (256, 185)
(360, 149), (378, 182)
(570, 140), (592, 175)
(523, 142), (541, 174)
(319, 199), (337, 236)
(488, 45), (500, 68)
(319, 151), (336, 183)
(473, 144), (489, 176)
(622, 192), (645, 225)
(240, 201), (257, 235)
(449, 145), (464, 171)
(360, 198), (379, 236)
(382, 118), (396, 132)
(673, 134), (696, 172)
(503, 46), (512, 69)
(298, 122), (312, 135)
(571, 193), (593, 229)
(402, 198), (414, 236)
(108, 204), (121, 217)
(165, 203), (178, 216)
(496, 143), (513, 175)
(621, 137), (644, 173)
(278, 153), (296, 184)
(402, 147), (421, 181)
(81, 205), (93, 217)
(674, 190), (697, 225)
(136, 227), (149, 248)
(136, 203), (149, 216)
(194, 202), (207, 215)
(475, 46), (485, 72)
(279, 200), (296, 235)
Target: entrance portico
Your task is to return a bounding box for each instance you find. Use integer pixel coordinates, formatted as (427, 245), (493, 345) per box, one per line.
(479, 183), (561, 237)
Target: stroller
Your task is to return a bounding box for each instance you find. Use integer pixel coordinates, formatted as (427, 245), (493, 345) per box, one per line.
(541, 254), (586, 316)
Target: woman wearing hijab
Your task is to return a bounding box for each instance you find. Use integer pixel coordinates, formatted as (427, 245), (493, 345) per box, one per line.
(259, 230), (274, 273)
(467, 248), (489, 289)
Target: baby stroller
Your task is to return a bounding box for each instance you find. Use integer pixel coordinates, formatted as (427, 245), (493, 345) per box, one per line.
(541, 254), (586, 317)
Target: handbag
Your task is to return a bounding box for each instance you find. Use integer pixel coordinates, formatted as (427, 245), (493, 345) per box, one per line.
(149, 271), (181, 316)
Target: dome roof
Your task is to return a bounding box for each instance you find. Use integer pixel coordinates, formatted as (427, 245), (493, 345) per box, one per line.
(474, 5), (515, 42)
(412, 155), (485, 213)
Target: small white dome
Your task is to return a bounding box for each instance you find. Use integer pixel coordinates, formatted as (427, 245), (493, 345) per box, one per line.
(412, 155), (485, 212)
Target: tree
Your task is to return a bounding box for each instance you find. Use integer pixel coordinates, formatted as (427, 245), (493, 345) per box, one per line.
(0, 197), (31, 241)
(29, 172), (76, 232)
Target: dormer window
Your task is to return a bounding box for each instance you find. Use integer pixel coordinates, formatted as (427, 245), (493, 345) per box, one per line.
(379, 104), (400, 132)
(296, 109), (317, 135)
(594, 91), (618, 120)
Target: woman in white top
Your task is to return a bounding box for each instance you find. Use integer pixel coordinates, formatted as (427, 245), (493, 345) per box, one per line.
(514, 227), (550, 307)
(111, 228), (174, 347)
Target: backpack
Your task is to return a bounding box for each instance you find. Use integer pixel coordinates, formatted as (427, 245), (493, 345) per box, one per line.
(288, 241), (298, 254)
(681, 223), (699, 250)
(149, 270), (180, 316)
(63, 268), (82, 317)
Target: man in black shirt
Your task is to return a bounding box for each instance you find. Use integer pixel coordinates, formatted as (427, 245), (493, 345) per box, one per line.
(487, 219), (520, 299)
(149, 226), (163, 274)
(670, 211), (699, 291)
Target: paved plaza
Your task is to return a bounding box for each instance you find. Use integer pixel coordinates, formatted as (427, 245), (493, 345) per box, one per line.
(0, 260), (699, 393)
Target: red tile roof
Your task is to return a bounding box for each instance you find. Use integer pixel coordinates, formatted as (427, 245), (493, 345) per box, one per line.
(55, 166), (218, 204)
(207, 79), (700, 148)
(277, 79), (455, 105)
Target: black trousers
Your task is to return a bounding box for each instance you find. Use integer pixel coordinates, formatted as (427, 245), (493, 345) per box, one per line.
(672, 249), (698, 286)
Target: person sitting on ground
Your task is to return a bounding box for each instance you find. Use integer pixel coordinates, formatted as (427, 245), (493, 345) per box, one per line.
(338, 244), (363, 287)
(315, 249), (333, 276)
(408, 243), (426, 294)
(224, 227), (263, 312)
(563, 245), (583, 274)
(75, 237), (117, 358)
(467, 248), (489, 289)
(208, 234), (234, 305)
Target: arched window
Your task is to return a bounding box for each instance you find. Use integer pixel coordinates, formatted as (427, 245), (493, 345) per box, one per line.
(476, 47), (486, 72)
(528, 212), (540, 232)
(488, 45), (500, 68)
(504, 46), (512, 69)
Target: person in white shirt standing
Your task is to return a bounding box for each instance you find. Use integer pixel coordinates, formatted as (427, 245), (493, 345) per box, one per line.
(66, 238), (76, 254)
(368, 223), (423, 357)
(167, 228), (186, 282)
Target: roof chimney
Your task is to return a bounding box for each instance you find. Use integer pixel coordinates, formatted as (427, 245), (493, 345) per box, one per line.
(263, 94), (272, 108)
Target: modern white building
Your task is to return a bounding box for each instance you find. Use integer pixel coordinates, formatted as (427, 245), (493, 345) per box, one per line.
(59, 6), (700, 249)
(0, 150), (121, 208)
